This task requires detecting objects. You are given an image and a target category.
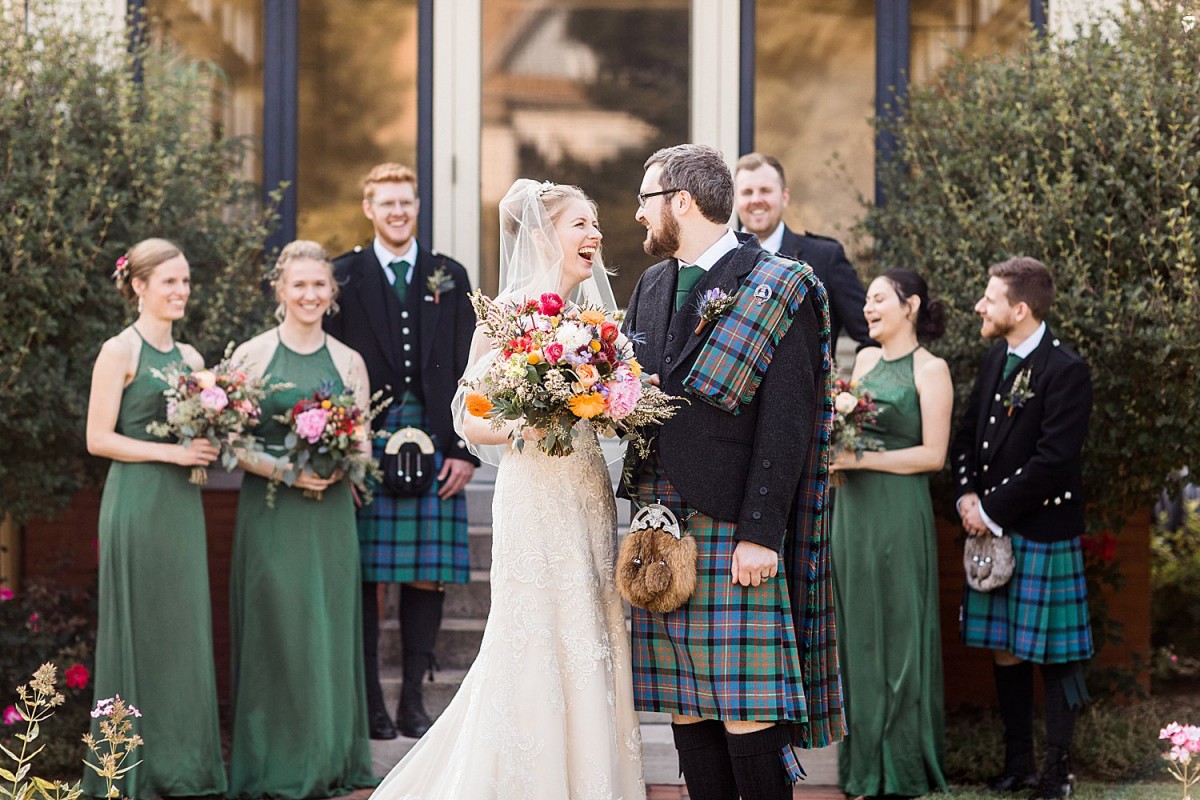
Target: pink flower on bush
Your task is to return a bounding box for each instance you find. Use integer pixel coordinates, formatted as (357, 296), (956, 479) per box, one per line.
(605, 377), (643, 420)
(65, 663), (90, 690)
(2, 705), (21, 725)
(294, 408), (329, 444)
(0, 586), (13, 601)
(27, 612), (39, 632)
(1160, 721), (1200, 763)
(544, 342), (564, 363)
(538, 292), (564, 317)
(199, 386), (229, 412)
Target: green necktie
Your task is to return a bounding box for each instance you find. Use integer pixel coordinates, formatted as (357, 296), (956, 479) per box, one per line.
(1003, 351), (1022, 380)
(674, 264), (704, 311)
(390, 260), (410, 304)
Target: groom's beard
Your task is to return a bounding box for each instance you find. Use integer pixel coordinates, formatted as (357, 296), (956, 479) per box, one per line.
(643, 204), (681, 261)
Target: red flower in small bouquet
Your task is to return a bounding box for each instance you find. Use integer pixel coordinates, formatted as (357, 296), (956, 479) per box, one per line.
(463, 290), (678, 458)
(148, 344), (286, 484)
(830, 378), (885, 486)
(272, 381), (387, 503)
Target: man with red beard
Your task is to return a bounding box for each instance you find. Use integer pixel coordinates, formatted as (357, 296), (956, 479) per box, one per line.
(952, 257), (1093, 800)
(734, 152), (871, 350)
(621, 144), (843, 800)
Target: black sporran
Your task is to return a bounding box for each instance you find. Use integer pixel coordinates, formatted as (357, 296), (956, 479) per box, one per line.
(381, 427), (437, 497)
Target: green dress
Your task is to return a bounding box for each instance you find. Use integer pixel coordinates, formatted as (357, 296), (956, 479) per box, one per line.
(85, 332), (226, 800)
(831, 350), (948, 798)
(228, 338), (375, 799)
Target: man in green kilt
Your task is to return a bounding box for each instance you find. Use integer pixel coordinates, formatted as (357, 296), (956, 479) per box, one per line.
(953, 257), (1093, 800)
(623, 144), (843, 800)
(325, 163), (477, 740)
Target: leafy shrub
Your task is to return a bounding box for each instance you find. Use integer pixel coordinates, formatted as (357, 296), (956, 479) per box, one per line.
(1151, 495), (1200, 661)
(0, 3), (277, 524)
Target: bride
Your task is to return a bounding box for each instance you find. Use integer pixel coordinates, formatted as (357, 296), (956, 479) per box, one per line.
(370, 179), (645, 800)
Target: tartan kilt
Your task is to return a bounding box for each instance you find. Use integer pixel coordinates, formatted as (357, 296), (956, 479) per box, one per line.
(630, 458), (809, 723)
(357, 399), (469, 584)
(960, 533), (1093, 663)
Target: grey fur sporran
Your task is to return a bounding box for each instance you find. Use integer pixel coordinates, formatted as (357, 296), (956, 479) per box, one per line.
(964, 533), (1015, 592)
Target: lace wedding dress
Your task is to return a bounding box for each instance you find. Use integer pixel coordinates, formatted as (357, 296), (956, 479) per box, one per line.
(372, 425), (645, 800)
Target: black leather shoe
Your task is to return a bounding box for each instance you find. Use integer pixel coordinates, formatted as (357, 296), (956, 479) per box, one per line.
(368, 707), (397, 740)
(1030, 749), (1074, 799)
(397, 701), (433, 739)
(985, 771), (1038, 792)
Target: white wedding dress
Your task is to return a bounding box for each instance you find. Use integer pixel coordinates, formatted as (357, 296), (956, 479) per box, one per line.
(372, 425), (646, 800)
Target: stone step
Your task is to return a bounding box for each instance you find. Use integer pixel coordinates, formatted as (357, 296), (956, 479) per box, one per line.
(367, 719), (840, 786)
(380, 666), (468, 718)
(468, 525), (492, 570)
(380, 616), (484, 670)
(443, 569), (491, 617)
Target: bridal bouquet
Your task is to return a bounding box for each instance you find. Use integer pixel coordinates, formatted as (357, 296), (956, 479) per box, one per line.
(147, 345), (282, 484)
(271, 381), (386, 503)
(830, 378), (885, 485)
(463, 290), (678, 458)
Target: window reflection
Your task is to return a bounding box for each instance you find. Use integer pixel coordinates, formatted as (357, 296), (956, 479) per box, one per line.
(146, 0), (264, 182)
(296, 0), (418, 255)
(480, 0), (691, 304)
(912, 0), (1031, 85)
(753, 0), (875, 244)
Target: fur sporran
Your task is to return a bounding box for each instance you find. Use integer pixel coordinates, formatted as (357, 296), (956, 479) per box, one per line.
(964, 533), (1015, 592)
(616, 504), (697, 613)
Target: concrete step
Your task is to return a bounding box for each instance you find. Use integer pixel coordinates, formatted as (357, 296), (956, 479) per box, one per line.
(367, 719), (840, 786)
(443, 569), (491, 617)
(468, 525), (492, 570)
(380, 666), (468, 718)
(380, 616), (484, 670)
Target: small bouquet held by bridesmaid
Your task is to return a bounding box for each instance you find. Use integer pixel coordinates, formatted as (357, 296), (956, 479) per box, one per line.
(463, 290), (678, 458)
(830, 377), (885, 486)
(271, 381), (385, 503)
(147, 346), (282, 484)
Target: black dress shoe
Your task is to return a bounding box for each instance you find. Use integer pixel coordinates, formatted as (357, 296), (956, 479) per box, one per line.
(986, 771), (1038, 792)
(1030, 748), (1074, 799)
(368, 707), (397, 740)
(397, 701), (433, 739)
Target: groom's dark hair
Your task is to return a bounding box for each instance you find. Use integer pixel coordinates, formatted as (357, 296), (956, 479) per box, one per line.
(644, 144), (733, 224)
(989, 256), (1055, 320)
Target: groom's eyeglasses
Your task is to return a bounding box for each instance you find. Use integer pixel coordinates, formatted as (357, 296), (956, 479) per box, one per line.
(637, 189), (680, 208)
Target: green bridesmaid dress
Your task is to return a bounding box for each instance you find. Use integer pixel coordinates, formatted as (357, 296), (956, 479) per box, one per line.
(831, 350), (948, 798)
(85, 331), (227, 800)
(228, 337), (375, 799)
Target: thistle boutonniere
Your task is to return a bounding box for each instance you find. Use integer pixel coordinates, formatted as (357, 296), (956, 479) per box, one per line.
(1004, 366), (1035, 416)
(693, 287), (737, 335)
(426, 264), (455, 304)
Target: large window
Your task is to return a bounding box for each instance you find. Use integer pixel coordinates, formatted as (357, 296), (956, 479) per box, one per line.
(478, 0), (691, 303)
(296, 0), (419, 255)
(753, 0), (876, 244)
(912, 0), (1031, 85)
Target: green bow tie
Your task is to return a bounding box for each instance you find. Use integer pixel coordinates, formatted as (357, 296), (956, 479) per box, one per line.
(674, 264), (704, 311)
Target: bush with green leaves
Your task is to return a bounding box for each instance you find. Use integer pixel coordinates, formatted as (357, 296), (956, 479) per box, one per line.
(861, 3), (1200, 539)
(0, 4), (277, 524)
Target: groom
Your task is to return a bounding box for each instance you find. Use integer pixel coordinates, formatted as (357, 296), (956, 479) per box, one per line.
(952, 257), (1093, 800)
(623, 144), (843, 800)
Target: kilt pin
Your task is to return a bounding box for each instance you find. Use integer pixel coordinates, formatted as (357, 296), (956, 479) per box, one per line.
(622, 233), (844, 762)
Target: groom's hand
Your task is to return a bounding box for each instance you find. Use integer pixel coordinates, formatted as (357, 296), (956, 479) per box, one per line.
(730, 540), (779, 587)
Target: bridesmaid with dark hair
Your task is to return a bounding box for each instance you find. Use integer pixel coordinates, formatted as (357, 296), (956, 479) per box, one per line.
(84, 238), (227, 799)
(829, 268), (953, 799)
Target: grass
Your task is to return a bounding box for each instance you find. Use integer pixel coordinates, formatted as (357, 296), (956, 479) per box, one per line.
(942, 782), (1180, 799)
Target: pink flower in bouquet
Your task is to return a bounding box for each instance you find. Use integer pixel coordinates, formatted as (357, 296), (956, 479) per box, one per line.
(192, 370), (217, 390)
(234, 399), (257, 415)
(65, 663), (90, 689)
(605, 377), (642, 420)
(2, 705), (21, 725)
(0, 586), (13, 601)
(294, 407), (329, 443)
(538, 292), (564, 317)
(544, 342), (564, 363)
(200, 386), (229, 412)
(575, 364), (600, 389)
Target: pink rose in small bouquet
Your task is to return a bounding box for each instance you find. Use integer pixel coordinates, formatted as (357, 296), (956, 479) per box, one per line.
(148, 343), (287, 484)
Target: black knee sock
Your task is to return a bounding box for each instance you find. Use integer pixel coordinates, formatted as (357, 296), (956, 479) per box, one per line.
(726, 724), (794, 800)
(994, 661), (1036, 772)
(1041, 662), (1089, 752)
(399, 584), (445, 706)
(671, 721), (737, 800)
(361, 582), (387, 716)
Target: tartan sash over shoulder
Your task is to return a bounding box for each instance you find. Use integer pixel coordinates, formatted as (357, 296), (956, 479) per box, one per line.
(684, 253), (829, 414)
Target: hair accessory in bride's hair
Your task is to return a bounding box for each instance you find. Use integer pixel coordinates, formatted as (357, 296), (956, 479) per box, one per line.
(537, 180), (555, 196)
(111, 254), (130, 287)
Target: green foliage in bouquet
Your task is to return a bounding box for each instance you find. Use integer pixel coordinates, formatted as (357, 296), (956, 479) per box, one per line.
(0, 3), (280, 524)
(861, 2), (1200, 536)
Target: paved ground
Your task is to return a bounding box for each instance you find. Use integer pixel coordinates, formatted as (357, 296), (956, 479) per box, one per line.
(340, 786), (844, 799)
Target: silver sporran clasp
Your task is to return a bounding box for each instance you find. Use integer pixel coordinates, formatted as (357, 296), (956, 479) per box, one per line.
(630, 503), (682, 540)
